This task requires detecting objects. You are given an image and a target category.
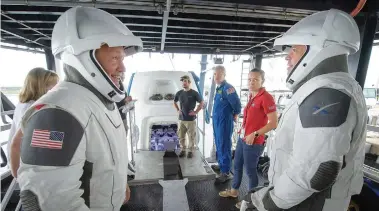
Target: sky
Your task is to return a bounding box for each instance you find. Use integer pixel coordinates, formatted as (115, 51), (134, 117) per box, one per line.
(0, 47), (289, 91)
(1, 46), (379, 91)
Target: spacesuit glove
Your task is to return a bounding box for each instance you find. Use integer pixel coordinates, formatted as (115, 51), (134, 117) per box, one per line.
(125, 96), (133, 103)
(121, 103), (134, 113)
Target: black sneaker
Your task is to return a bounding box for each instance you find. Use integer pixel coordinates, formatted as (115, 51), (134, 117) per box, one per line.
(178, 150), (186, 157)
(215, 173), (232, 183)
(187, 152), (193, 158)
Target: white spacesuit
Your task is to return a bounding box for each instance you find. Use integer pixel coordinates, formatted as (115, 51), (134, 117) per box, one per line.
(241, 9), (367, 211)
(16, 6), (142, 211)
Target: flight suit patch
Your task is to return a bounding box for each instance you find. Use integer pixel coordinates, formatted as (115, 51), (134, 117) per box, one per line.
(227, 87), (235, 95)
(299, 88), (351, 128)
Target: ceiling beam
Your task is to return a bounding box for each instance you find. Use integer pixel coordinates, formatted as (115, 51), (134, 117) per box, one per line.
(189, 0), (362, 13)
(0, 44), (44, 54)
(1, 11), (51, 40)
(3, 35), (274, 46)
(1, 35), (273, 48)
(2, 11), (163, 20)
(12, 24), (283, 34)
(24, 31), (273, 40)
(0, 23), (48, 48)
(1, 0), (307, 21)
(155, 37), (273, 44)
(2, 11), (293, 28)
(160, 0), (171, 52)
(143, 47), (254, 55)
(1, 0), (158, 12)
(143, 40), (266, 47)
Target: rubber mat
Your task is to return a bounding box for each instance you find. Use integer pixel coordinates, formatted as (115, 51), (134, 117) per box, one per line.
(159, 178), (190, 211)
(121, 168), (267, 211)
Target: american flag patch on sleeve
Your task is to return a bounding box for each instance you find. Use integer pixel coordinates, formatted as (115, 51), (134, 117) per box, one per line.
(226, 87), (235, 95)
(31, 129), (64, 150)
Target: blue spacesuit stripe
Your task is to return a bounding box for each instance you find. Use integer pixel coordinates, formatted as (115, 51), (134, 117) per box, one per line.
(127, 73), (135, 94)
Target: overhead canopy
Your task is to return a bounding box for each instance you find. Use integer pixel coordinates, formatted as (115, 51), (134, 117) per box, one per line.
(1, 0), (379, 55)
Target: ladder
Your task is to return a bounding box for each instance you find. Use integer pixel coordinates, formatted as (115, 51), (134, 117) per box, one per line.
(232, 59), (254, 148)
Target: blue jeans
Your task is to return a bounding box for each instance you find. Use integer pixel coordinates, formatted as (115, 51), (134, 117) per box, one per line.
(232, 138), (264, 191)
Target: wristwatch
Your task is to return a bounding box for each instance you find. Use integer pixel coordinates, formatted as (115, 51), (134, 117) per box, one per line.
(254, 131), (259, 137)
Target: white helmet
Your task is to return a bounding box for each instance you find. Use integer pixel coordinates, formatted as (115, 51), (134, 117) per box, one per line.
(273, 9), (360, 90)
(51, 6), (143, 102)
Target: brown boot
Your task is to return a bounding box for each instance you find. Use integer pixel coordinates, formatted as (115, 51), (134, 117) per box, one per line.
(219, 189), (238, 198)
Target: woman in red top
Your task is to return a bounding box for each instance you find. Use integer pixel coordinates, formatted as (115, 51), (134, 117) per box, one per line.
(219, 68), (278, 209)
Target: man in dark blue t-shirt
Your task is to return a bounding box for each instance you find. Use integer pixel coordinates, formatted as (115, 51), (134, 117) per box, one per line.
(174, 75), (204, 158)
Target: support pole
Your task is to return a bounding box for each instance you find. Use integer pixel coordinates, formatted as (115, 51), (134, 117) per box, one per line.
(199, 54), (208, 94)
(198, 55), (208, 156)
(160, 0), (171, 52)
(355, 12), (378, 88)
(255, 54), (263, 69)
(55, 58), (63, 79)
(348, 12), (378, 88)
(44, 48), (56, 72)
(208, 78), (216, 110)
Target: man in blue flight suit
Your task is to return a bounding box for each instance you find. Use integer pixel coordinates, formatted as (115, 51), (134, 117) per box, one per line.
(212, 65), (242, 183)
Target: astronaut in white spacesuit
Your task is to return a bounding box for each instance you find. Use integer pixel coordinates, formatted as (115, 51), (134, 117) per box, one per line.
(240, 9), (367, 211)
(16, 6), (142, 210)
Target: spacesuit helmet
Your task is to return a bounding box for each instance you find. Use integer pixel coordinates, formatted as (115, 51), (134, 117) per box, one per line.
(273, 9), (360, 90)
(51, 6), (143, 102)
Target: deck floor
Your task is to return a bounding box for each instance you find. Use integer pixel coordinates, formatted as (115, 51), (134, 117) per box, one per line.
(122, 161), (267, 211)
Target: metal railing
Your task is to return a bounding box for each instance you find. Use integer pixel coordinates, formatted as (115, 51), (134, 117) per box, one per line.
(364, 124), (379, 183)
(0, 108), (16, 210)
(196, 109), (206, 156)
(363, 164), (379, 183)
(1, 110), (14, 132)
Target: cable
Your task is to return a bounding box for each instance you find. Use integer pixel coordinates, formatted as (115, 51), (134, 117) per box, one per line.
(168, 54), (176, 71)
(350, 0), (367, 17)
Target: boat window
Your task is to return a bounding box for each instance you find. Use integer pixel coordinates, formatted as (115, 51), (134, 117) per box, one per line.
(364, 88), (376, 98)
(150, 94), (163, 101)
(148, 79), (178, 101)
(164, 94), (175, 100)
